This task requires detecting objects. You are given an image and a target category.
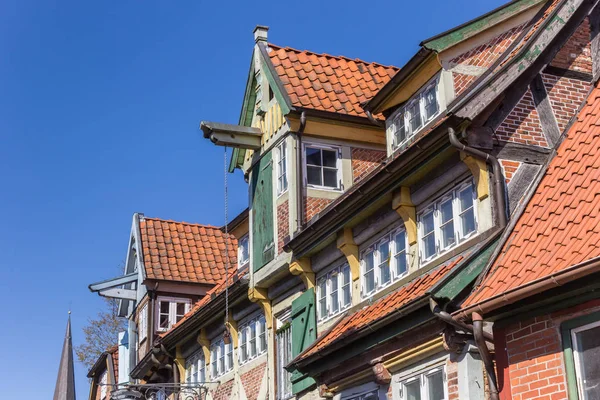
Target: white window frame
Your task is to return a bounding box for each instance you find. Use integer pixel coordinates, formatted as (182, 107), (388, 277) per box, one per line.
(185, 351), (206, 384)
(138, 303), (148, 342)
(388, 75), (442, 150)
(276, 310), (293, 400)
(393, 356), (448, 400)
(238, 234), (249, 268)
(155, 296), (191, 332)
(417, 180), (478, 264)
(316, 263), (352, 322)
(571, 319), (600, 399)
(100, 370), (108, 399)
(360, 226), (409, 299)
(338, 382), (383, 400)
(210, 336), (233, 378)
(238, 314), (268, 365)
(303, 142), (343, 191)
(277, 140), (288, 196)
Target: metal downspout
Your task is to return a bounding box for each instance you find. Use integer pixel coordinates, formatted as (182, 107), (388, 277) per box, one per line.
(295, 112), (307, 230)
(448, 127), (507, 228)
(430, 299), (493, 342)
(473, 312), (500, 400)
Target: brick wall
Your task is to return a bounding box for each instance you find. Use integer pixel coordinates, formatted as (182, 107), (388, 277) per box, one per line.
(499, 299), (600, 400)
(446, 358), (459, 400)
(277, 200), (289, 254)
(500, 160), (521, 184)
(495, 89), (549, 147)
(305, 197), (332, 223)
(240, 361), (267, 400)
(550, 18), (592, 74)
(351, 147), (386, 184)
(210, 379), (234, 400)
(542, 73), (591, 132)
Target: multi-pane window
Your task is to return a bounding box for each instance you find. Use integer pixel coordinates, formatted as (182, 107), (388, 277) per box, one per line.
(185, 352), (206, 384)
(277, 141), (288, 195)
(399, 366), (446, 400)
(361, 227), (409, 298)
(316, 264), (352, 322)
(418, 181), (477, 263)
(276, 315), (293, 400)
(238, 234), (249, 268)
(305, 144), (341, 190)
(156, 297), (191, 331)
(389, 76), (441, 149)
(138, 303), (148, 342)
(210, 337), (233, 378)
(571, 320), (600, 399)
(238, 315), (267, 365)
(344, 389), (379, 400)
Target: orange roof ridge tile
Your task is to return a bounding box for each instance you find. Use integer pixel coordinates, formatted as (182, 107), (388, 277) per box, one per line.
(140, 216), (221, 230)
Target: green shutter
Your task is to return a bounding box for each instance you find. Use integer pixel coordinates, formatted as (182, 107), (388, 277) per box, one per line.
(251, 151), (275, 272)
(290, 288), (317, 394)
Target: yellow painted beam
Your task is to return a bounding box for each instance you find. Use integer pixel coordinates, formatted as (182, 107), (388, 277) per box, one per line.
(392, 187), (417, 245)
(248, 287), (273, 329)
(383, 337), (444, 373)
(288, 117), (386, 145)
(196, 329), (211, 363)
(174, 346), (186, 383)
(336, 228), (360, 282)
(289, 258), (316, 290)
(460, 153), (489, 200)
(226, 312), (239, 349)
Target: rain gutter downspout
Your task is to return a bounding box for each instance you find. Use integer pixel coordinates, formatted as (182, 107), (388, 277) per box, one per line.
(365, 110), (384, 128)
(295, 112), (307, 230)
(473, 312), (500, 400)
(430, 300), (493, 342)
(448, 127), (507, 228)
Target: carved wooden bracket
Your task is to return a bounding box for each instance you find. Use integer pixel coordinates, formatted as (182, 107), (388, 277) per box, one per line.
(392, 187), (417, 245)
(196, 329), (211, 363)
(319, 384), (335, 398)
(225, 312), (239, 349)
(289, 258), (315, 289)
(460, 152), (489, 200)
(248, 287), (273, 328)
(174, 345), (186, 381)
(336, 227), (360, 281)
(372, 362), (392, 385)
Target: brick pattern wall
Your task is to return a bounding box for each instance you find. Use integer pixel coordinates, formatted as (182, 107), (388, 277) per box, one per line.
(501, 160), (521, 184)
(454, 73), (479, 97)
(501, 299), (600, 400)
(210, 379), (234, 400)
(446, 358), (459, 400)
(550, 18), (592, 73)
(277, 200), (289, 254)
(351, 147), (386, 184)
(496, 89), (549, 147)
(542, 73), (591, 132)
(240, 361), (267, 400)
(305, 196), (332, 223)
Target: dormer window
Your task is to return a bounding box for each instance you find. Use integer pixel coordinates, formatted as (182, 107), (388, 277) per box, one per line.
(156, 297), (191, 331)
(389, 75), (442, 149)
(304, 143), (342, 190)
(238, 234), (249, 268)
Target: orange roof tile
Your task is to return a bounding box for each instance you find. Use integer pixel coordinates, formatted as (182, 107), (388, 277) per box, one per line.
(139, 216), (237, 285)
(463, 77), (600, 309)
(267, 43), (398, 118)
(297, 256), (464, 361)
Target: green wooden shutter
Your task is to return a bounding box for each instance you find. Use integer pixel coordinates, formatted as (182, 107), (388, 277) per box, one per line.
(251, 151), (275, 272)
(290, 288), (317, 394)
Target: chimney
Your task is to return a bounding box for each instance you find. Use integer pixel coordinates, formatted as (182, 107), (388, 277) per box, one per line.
(254, 25), (269, 44)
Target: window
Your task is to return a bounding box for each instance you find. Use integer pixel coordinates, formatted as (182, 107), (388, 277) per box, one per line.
(276, 313), (293, 400)
(389, 76), (441, 149)
(344, 389), (379, 400)
(418, 181), (477, 263)
(562, 315), (600, 399)
(238, 234), (249, 268)
(156, 297), (191, 331)
(138, 303), (148, 342)
(399, 366), (446, 400)
(305, 144), (341, 190)
(210, 337), (233, 378)
(277, 141), (288, 195)
(185, 351), (206, 384)
(316, 264), (352, 322)
(238, 315), (267, 365)
(100, 370), (108, 399)
(361, 227), (409, 298)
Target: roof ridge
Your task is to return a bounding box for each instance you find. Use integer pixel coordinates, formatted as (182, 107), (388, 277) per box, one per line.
(141, 216), (223, 231)
(267, 42), (399, 70)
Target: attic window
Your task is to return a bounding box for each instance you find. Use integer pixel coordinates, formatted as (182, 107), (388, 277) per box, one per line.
(156, 297), (191, 331)
(304, 143), (342, 190)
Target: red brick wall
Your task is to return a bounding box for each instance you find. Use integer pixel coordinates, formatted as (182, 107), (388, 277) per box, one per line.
(550, 18), (592, 73)
(240, 361), (267, 400)
(542, 73), (591, 132)
(446, 358), (459, 400)
(277, 200), (289, 254)
(305, 197), (332, 223)
(210, 379), (234, 400)
(499, 299), (600, 400)
(495, 89), (549, 147)
(500, 160), (521, 184)
(351, 147), (386, 184)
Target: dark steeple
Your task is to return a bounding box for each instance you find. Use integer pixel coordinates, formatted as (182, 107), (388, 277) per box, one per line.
(54, 312), (76, 400)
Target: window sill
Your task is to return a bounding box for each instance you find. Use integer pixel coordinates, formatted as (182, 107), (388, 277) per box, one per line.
(317, 305), (351, 325)
(419, 230), (485, 273)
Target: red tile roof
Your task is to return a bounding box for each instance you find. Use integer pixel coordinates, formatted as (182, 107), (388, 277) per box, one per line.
(267, 43), (398, 118)
(297, 256), (464, 361)
(463, 77), (600, 309)
(139, 216), (237, 284)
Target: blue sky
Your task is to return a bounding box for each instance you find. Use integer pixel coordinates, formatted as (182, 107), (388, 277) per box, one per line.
(0, 0), (506, 397)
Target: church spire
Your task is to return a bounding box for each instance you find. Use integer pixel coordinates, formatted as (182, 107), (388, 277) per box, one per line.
(53, 312), (76, 400)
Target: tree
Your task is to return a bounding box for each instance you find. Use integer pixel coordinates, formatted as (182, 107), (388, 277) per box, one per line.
(75, 298), (127, 369)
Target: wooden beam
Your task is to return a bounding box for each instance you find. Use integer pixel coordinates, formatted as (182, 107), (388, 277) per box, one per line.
(392, 187), (417, 245)
(336, 228), (360, 282)
(492, 140), (551, 164)
(98, 288), (137, 301)
(289, 258), (316, 290)
(530, 73), (561, 146)
(88, 272), (138, 292)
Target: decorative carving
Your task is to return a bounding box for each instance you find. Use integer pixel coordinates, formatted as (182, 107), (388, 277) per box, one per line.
(392, 187), (417, 245)
(336, 228), (360, 281)
(248, 287), (273, 328)
(319, 384), (334, 398)
(460, 153), (489, 200)
(372, 362), (391, 384)
(442, 327), (467, 354)
(289, 258), (315, 289)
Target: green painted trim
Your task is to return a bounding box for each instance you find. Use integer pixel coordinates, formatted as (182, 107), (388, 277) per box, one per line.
(260, 57), (291, 115)
(423, 0), (545, 52)
(431, 239), (499, 302)
(230, 51), (257, 172)
(560, 311), (600, 400)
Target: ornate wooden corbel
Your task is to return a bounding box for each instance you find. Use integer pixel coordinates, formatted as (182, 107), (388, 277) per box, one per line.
(196, 329), (211, 363)
(372, 362), (392, 385)
(174, 345), (186, 382)
(225, 312), (239, 349)
(336, 227), (360, 281)
(392, 187), (417, 245)
(319, 384), (335, 398)
(289, 258), (315, 289)
(460, 152), (489, 200)
(248, 287), (273, 328)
